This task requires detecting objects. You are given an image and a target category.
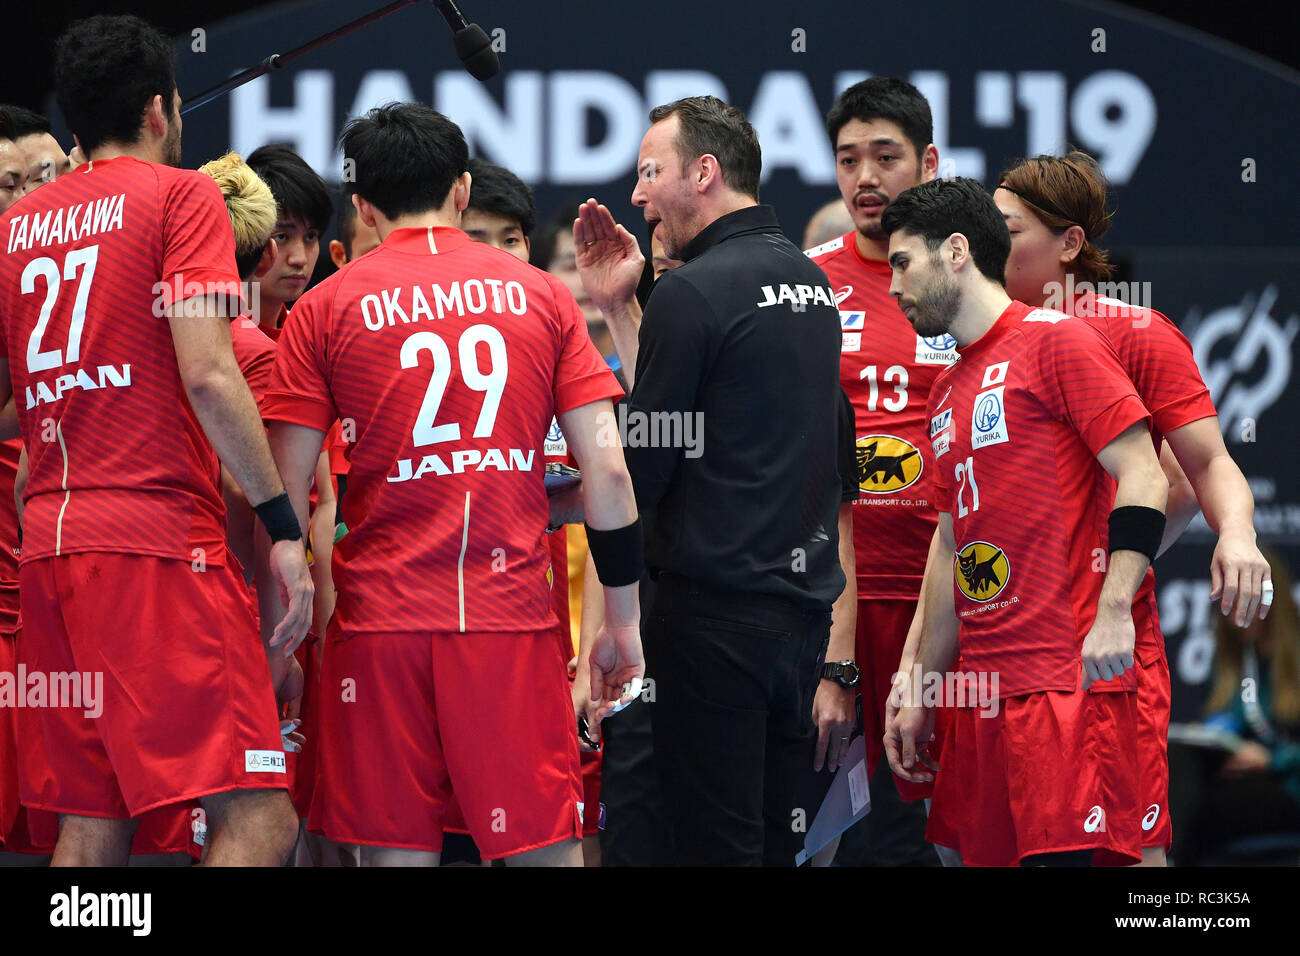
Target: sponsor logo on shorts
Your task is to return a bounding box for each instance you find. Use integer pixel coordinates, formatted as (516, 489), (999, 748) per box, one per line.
(955, 541), (1010, 602)
(1084, 805), (1107, 832)
(1142, 804), (1161, 831)
(245, 750), (287, 773)
(856, 434), (922, 494)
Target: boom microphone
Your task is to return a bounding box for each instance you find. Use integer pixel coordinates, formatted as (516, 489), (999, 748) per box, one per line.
(431, 0), (501, 80)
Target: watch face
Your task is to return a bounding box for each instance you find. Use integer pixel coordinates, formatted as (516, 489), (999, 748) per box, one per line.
(842, 662), (862, 686)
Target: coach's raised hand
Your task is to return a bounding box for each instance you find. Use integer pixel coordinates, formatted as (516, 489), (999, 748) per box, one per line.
(574, 198), (645, 388)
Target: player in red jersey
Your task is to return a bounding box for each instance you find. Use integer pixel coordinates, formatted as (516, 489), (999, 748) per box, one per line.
(245, 145), (332, 340)
(262, 103), (643, 866)
(805, 78), (950, 863)
(0, 15), (313, 866)
(882, 178), (1169, 866)
(992, 151), (1270, 865)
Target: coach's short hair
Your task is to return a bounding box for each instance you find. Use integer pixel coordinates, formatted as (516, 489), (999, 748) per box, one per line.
(199, 152), (277, 280)
(648, 96), (761, 201)
(246, 144), (333, 234)
(54, 15), (176, 154)
(881, 178), (1010, 285)
(339, 102), (468, 221)
(466, 158), (536, 236)
(825, 77), (933, 159)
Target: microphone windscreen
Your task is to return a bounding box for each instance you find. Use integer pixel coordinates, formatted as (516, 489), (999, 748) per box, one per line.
(452, 24), (500, 79)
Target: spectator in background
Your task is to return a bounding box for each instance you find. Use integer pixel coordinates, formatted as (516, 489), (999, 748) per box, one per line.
(0, 105), (71, 195)
(1170, 546), (1300, 865)
(802, 197), (854, 250)
(328, 189), (381, 268)
(246, 144), (332, 336)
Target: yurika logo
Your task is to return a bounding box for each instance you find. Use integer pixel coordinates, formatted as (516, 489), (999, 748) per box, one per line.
(856, 435), (922, 493)
(955, 541), (1010, 601)
(973, 391), (1002, 433)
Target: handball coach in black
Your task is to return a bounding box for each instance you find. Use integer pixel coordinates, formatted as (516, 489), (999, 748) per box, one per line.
(584, 96), (845, 865)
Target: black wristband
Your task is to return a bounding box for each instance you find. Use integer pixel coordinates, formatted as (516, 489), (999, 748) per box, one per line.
(254, 491), (303, 544)
(1108, 505), (1165, 562)
(585, 518), (644, 588)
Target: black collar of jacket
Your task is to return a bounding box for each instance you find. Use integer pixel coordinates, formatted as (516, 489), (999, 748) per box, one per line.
(679, 204), (782, 262)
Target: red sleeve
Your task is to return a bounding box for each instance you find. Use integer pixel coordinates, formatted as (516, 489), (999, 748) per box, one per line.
(1101, 308), (1217, 435)
(157, 171), (244, 313)
(927, 381), (954, 514)
(231, 319), (276, 415)
(548, 276), (625, 413)
(263, 292), (338, 432)
(1029, 319), (1151, 455)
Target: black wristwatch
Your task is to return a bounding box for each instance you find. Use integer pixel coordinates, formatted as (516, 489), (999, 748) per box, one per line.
(821, 660), (861, 689)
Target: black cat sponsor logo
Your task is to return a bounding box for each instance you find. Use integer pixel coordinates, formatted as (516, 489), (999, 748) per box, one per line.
(856, 435), (922, 493)
(955, 540), (1010, 602)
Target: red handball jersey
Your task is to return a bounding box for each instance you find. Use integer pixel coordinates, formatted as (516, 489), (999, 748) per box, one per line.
(0, 439), (21, 634)
(0, 156), (242, 565)
(807, 232), (956, 598)
(232, 315), (277, 415)
(263, 226), (623, 634)
(1070, 291), (1219, 664)
(929, 301), (1151, 697)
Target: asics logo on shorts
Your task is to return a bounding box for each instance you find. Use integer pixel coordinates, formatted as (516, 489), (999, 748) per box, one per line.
(1142, 804), (1161, 831)
(1083, 805), (1106, 832)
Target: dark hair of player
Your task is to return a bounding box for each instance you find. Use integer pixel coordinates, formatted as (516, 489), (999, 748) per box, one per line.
(337, 192), (360, 257)
(998, 151), (1115, 284)
(825, 77), (933, 160)
(466, 157), (536, 236)
(54, 15), (176, 154)
(0, 108), (14, 142)
(0, 105), (52, 138)
(529, 203), (580, 271)
(246, 144), (333, 234)
(338, 102), (468, 221)
(881, 177), (1010, 285)
(648, 95), (761, 201)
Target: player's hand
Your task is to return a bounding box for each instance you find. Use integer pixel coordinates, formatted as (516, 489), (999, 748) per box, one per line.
(269, 653), (305, 752)
(586, 622), (645, 728)
(1080, 608), (1136, 690)
(1220, 740), (1272, 777)
(812, 680), (856, 772)
(569, 657), (599, 752)
(885, 705), (938, 783)
(884, 661), (914, 732)
(548, 481), (584, 526)
(267, 538), (315, 657)
(1209, 529), (1272, 626)
(574, 199), (644, 314)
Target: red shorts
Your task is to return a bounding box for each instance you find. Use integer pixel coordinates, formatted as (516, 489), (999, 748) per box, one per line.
(308, 626), (583, 859)
(856, 598), (932, 801)
(1, 629), (21, 845)
(288, 635), (321, 818)
(132, 803), (202, 858)
(926, 690), (1141, 866)
(17, 553), (288, 818)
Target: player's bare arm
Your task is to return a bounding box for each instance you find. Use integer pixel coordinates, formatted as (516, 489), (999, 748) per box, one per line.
(0, 395), (18, 443)
(264, 421), (326, 652)
(886, 524), (944, 732)
(574, 199), (645, 389)
(1165, 416), (1271, 625)
(556, 396), (644, 721)
(1083, 421), (1169, 689)
(168, 295), (314, 652)
(573, 548), (604, 747)
(813, 503), (857, 772)
(1156, 440), (1200, 557)
(308, 450), (339, 634)
(886, 511), (959, 784)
